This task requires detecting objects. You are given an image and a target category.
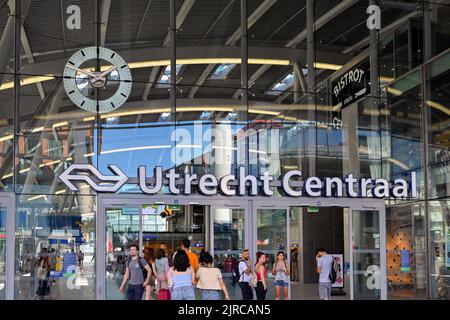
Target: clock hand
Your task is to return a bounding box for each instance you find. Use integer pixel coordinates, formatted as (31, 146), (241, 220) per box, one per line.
(66, 64), (96, 78)
(99, 65), (117, 77)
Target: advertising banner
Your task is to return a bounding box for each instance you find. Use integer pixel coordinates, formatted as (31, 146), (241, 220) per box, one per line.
(400, 250), (411, 272)
(62, 252), (77, 276)
(331, 254), (344, 288)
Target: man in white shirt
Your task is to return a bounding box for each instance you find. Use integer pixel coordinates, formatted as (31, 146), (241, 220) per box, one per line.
(238, 249), (253, 300)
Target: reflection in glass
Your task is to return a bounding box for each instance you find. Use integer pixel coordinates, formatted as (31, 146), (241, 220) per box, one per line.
(257, 208), (287, 300)
(105, 207), (140, 300)
(213, 208), (244, 300)
(352, 210), (381, 300)
(15, 195), (96, 300)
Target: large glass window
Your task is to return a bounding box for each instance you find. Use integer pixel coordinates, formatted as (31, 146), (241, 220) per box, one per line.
(256, 208), (288, 300)
(429, 199), (450, 299)
(15, 194), (96, 300)
(386, 202), (427, 299)
(213, 207), (245, 300)
(351, 210), (381, 300)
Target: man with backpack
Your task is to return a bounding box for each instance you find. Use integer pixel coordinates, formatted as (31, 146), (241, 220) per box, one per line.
(234, 249), (253, 300)
(315, 248), (334, 300)
(119, 244), (153, 300)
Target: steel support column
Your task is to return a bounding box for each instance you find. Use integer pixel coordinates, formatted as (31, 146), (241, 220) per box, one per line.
(241, 0), (249, 170)
(306, 0), (316, 177)
(369, 0), (380, 103)
(13, 0), (22, 193)
(422, 0), (432, 300)
(170, 0), (176, 122)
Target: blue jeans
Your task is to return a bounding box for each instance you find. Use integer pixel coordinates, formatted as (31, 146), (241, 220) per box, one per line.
(199, 289), (221, 300)
(126, 284), (144, 300)
(274, 280), (289, 288)
(172, 285), (196, 300)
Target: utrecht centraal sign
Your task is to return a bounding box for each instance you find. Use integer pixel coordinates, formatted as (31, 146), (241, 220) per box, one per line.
(58, 164), (418, 199)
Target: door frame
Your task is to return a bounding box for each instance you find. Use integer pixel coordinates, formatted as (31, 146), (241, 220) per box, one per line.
(1, 192), (16, 300)
(348, 203), (387, 300)
(96, 194), (386, 300)
(252, 202), (290, 299)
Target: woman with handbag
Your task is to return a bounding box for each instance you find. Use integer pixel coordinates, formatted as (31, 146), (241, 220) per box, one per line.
(155, 248), (170, 299)
(143, 247), (157, 300)
(272, 251), (290, 300)
(35, 253), (50, 298)
(254, 251), (268, 300)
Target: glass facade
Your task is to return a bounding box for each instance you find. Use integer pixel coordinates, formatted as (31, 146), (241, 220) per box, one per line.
(0, 0), (448, 300)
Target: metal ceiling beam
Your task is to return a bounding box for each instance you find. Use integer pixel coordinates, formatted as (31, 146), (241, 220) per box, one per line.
(6, 0), (43, 99)
(198, 0), (235, 43)
(379, 1), (418, 11)
(163, 0), (196, 46)
(100, 0), (112, 46)
(190, 0), (278, 98)
(143, 0), (196, 100)
(285, 0), (359, 48)
(232, 0), (358, 99)
(294, 62), (306, 93)
(0, 0), (31, 84)
(19, 45), (350, 77)
(6, 0), (44, 99)
(226, 0), (278, 46)
(232, 64), (270, 99)
(188, 64), (215, 98)
(343, 10), (420, 54)
(142, 67), (160, 101)
(135, 0), (152, 43)
(59, 0), (67, 51)
(20, 27), (45, 99)
(274, 90), (291, 103)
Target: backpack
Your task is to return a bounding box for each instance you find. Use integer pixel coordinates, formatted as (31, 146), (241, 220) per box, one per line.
(232, 260), (245, 283)
(329, 256), (338, 283)
(127, 257), (148, 280)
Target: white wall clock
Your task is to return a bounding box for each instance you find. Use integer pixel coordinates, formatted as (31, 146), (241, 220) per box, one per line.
(63, 46), (132, 113)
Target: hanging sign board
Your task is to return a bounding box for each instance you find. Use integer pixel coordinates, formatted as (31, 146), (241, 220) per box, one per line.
(332, 65), (369, 109)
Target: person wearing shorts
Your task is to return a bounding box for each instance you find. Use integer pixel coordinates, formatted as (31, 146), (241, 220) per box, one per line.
(272, 251), (290, 300)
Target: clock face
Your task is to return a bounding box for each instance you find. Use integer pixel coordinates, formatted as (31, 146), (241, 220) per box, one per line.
(63, 46), (132, 113)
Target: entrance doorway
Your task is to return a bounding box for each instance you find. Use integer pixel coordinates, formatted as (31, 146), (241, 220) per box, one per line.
(96, 194), (386, 300)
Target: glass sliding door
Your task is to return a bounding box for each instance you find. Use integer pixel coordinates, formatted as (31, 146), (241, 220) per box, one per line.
(255, 207), (289, 300)
(105, 206), (140, 300)
(0, 193), (14, 300)
(101, 199), (209, 300)
(211, 206), (246, 300)
(350, 208), (387, 300)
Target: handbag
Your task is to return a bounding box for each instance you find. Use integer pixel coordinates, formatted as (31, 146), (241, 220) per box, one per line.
(249, 272), (258, 288)
(37, 267), (47, 280)
(157, 288), (171, 300)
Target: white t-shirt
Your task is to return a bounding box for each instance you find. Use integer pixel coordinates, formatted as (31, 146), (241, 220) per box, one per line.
(317, 255), (333, 283)
(238, 260), (251, 283)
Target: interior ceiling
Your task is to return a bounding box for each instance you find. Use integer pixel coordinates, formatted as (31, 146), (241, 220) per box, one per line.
(0, 0), (424, 119)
